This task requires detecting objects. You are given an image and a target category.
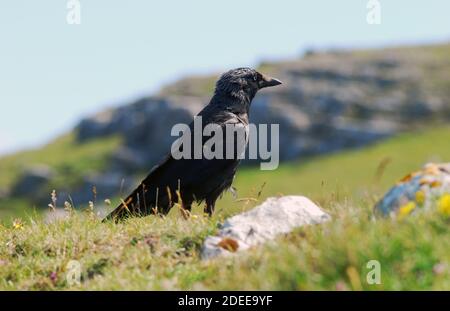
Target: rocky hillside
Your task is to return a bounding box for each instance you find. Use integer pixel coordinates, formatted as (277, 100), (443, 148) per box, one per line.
(2, 43), (450, 209)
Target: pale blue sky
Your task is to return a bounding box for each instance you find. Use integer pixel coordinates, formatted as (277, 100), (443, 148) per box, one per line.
(0, 0), (449, 155)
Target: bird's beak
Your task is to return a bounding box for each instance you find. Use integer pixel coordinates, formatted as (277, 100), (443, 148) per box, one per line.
(259, 75), (283, 89)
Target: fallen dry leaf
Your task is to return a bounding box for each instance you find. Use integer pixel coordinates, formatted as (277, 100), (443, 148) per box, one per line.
(217, 237), (239, 252)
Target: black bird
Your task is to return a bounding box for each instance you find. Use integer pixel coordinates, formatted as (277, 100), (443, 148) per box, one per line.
(104, 68), (282, 222)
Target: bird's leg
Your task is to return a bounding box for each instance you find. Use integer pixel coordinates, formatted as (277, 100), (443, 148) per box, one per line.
(182, 202), (192, 212)
(204, 200), (216, 216)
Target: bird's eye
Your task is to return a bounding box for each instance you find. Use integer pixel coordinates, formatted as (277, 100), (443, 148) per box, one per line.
(253, 75), (258, 81)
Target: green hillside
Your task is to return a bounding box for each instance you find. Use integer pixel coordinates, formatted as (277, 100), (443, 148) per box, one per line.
(0, 134), (121, 218)
(0, 126), (449, 290)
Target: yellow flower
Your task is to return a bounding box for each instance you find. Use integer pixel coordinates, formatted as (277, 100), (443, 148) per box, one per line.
(437, 194), (450, 217)
(398, 202), (416, 219)
(415, 190), (426, 205)
(12, 218), (24, 230)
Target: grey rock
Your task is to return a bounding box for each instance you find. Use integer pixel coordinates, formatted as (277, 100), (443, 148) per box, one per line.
(76, 96), (202, 143)
(201, 196), (331, 260)
(58, 172), (134, 207)
(11, 165), (55, 200)
(76, 96), (204, 174)
(110, 147), (148, 173)
(375, 163), (450, 216)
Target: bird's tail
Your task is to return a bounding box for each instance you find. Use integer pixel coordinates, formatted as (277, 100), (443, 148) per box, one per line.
(102, 183), (153, 222)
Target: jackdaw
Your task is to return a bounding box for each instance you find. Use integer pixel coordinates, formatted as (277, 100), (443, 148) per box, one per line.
(104, 67), (282, 222)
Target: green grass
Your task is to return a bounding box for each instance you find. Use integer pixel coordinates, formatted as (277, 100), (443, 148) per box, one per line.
(0, 126), (449, 290)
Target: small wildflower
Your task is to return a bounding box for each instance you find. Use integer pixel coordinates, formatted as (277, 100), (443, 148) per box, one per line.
(49, 190), (57, 211)
(12, 218), (24, 230)
(104, 199), (111, 206)
(87, 201), (95, 216)
(64, 201), (72, 210)
(433, 263), (446, 276)
(398, 201), (416, 219)
(64, 201), (74, 216)
(49, 271), (58, 285)
(335, 281), (349, 291)
(415, 190), (426, 205)
(437, 194), (450, 217)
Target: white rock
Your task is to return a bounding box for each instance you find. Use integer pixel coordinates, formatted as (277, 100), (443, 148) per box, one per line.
(201, 196), (331, 260)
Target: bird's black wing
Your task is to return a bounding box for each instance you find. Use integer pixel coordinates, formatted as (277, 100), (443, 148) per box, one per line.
(138, 109), (247, 200)
(103, 107), (248, 221)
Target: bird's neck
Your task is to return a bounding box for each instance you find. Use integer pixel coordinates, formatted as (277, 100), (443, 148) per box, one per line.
(213, 89), (254, 115)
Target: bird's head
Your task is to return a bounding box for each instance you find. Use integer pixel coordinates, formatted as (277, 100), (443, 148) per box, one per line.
(215, 67), (282, 101)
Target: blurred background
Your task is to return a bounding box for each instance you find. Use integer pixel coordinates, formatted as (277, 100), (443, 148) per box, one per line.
(0, 0), (449, 220)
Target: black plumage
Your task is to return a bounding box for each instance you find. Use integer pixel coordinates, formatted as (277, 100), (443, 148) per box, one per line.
(103, 68), (282, 222)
